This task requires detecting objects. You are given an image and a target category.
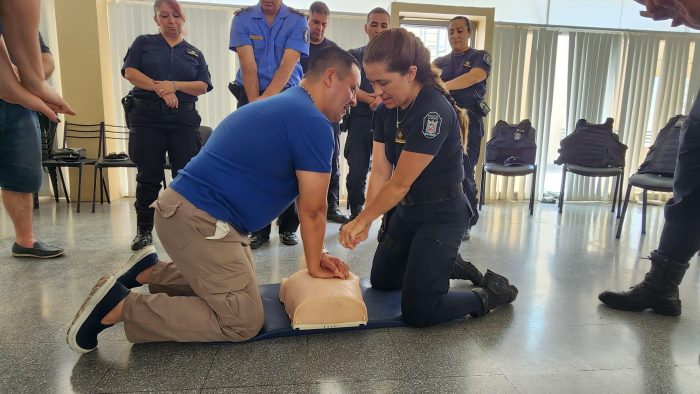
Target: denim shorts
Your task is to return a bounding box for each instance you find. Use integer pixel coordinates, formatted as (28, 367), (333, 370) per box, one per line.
(0, 100), (42, 193)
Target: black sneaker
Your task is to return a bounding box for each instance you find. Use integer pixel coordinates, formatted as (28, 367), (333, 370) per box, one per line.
(12, 241), (65, 259)
(249, 234), (270, 249)
(130, 229), (153, 251)
(327, 209), (350, 224)
(66, 274), (130, 353)
(280, 232), (298, 246)
(450, 254), (484, 285)
(115, 245), (158, 289)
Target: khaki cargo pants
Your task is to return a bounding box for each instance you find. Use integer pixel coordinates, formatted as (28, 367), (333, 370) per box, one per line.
(122, 188), (264, 342)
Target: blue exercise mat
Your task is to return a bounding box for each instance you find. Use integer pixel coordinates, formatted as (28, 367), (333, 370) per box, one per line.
(251, 279), (408, 341)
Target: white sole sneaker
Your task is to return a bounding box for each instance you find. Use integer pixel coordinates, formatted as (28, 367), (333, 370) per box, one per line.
(114, 245), (157, 283)
(66, 274), (116, 353)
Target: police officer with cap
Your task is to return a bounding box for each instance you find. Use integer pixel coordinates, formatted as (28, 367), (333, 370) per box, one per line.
(229, 0), (309, 248)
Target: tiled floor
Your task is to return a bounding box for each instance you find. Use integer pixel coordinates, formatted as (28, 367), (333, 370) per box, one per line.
(0, 197), (698, 393)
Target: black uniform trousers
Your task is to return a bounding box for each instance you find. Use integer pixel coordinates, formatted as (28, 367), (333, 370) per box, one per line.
(128, 107), (201, 230)
(344, 113), (373, 213)
(657, 89), (700, 263)
(328, 122), (342, 210)
(370, 194), (482, 327)
(462, 111), (484, 228)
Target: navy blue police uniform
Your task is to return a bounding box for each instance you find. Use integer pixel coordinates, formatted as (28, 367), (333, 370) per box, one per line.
(370, 87), (483, 326)
(121, 33), (213, 234)
(229, 4), (309, 243)
(301, 38), (344, 214)
(434, 48), (491, 226)
(345, 46), (375, 217)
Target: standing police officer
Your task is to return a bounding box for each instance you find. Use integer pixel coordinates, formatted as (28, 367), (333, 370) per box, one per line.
(122, 0), (213, 251)
(344, 7), (390, 221)
(300, 1), (348, 224)
(433, 16), (491, 240)
(229, 0), (309, 248)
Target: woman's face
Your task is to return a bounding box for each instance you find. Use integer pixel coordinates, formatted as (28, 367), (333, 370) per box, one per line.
(154, 3), (183, 38)
(364, 62), (418, 110)
(448, 19), (470, 52)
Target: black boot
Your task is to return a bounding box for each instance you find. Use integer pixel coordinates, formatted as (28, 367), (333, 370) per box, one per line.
(450, 254), (484, 285)
(131, 227), (153, 251)
(471, 270), (518, 317)
(599, 251), (689, 316)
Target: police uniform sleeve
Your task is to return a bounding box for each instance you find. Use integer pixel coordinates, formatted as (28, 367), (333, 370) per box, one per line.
(471, 50), (492, 76)
(121, 35), (146, 76)
(373, 106), (386, 143)
(194, 49), (214, 92)
(284, 14), (310, 56)
(291, 118), (334, 173)
(38, 32), (50, 54)
(403, 99), (453, 156)
(229, 13), (252, 51)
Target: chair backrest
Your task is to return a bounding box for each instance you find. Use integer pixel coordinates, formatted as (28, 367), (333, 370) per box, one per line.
(37, 113), (57, 160)
(199, 125), (213, 146)
(554, 117), (627, 168)
(638, 114), (684, 177)
(101, 123), (130, 159)
(484, 119), (537, 166)
(62, 122), (101, 151)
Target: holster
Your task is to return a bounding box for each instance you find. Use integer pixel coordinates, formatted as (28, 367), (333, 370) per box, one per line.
(228, 82), (249, 106)
(121, 92), (134, 127)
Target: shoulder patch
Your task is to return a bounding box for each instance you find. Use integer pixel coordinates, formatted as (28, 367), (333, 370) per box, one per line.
(422, 112), (442, 139)
(234, 6), (251, 16)
(483, 53), (492, 67)
(288, 7), (305, 17)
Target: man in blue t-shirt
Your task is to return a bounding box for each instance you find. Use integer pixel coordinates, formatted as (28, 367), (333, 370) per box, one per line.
(67, 46), (362, 352)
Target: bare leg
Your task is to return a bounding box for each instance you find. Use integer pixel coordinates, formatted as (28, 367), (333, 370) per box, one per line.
(1, 190), (36, 248)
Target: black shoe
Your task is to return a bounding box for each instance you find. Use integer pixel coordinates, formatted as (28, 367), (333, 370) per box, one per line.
(471, 270), (518, 316)
(280, 232), (298, 246)
(66, 274), (130, 353)
(463, 227), (471, 241)
(327, 209), (350, 224)
(130, 229), (153, 251)
(115, 245), (158, 289)
(599, 251), (689, 316)
(249, 234), (270, 249)
(12, 241), (65, 259)
(33, 193), (39, 209)
(450, 254), (483, 285)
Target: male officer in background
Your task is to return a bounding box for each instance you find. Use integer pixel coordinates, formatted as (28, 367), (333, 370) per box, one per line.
(344, 7), (390, 221)
(229, 0), (309, 248)
(300, 1), (348, 224)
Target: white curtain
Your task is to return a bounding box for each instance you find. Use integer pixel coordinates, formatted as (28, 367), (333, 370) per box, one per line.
(484, 26), (558, 202)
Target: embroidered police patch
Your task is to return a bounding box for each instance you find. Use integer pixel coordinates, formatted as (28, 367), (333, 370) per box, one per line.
(422, 112), (442, 139)
(303, 27), (310, 44)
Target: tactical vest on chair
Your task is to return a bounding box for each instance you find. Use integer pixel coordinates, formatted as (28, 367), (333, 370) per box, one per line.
(554, 118), (627, 167)
(484, 119), (537, 166)
(637, 114), (685, 177)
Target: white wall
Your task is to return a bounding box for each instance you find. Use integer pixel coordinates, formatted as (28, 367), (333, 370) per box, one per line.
(184, 0), (692, 32)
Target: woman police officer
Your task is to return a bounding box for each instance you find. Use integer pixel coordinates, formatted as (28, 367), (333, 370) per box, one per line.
(433, 16), (491, 239)
(122, 0), (212, 250)
(339, 28), (516, 327)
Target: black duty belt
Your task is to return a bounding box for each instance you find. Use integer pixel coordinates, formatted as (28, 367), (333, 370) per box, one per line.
(400, 182), (464, 207)
(132, 98), (195, 113)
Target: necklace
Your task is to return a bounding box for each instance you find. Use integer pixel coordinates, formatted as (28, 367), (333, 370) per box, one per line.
(299, 84), (316, 104)
(395, 91), (420, 143)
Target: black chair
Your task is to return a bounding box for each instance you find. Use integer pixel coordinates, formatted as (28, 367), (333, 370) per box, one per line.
(479, 123), (538, 215)
(41, 121), (100, 213)
(615, 173), (673, 238)
(558, 164), (624, 216)
(163, 125), (214, 187)
(38, 114), (70, 205)
(92, 123), (135, 213)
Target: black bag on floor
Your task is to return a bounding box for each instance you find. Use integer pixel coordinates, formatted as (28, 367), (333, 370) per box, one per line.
(484, 119), (537, 166)
(637, 114), (685, 177)
(554, 118), (627, 167)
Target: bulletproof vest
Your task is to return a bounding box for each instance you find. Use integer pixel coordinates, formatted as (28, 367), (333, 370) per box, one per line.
(484, 119), (537, 166)
(637, 114), (684, 177)
(554, 118), (627, 168)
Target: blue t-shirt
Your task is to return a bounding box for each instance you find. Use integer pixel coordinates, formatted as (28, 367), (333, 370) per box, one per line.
(433, 48), (491, 110)
(229, 4), (309, 91)
(122, 34), (213, 103)
(373, 87), (464, 192)
(170, 87), (333, 233)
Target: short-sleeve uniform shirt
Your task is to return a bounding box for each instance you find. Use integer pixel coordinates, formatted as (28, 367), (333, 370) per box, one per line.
(300, 37), (337, 74)
(229, 5), (309, 91)
(433, 48), (491, 110)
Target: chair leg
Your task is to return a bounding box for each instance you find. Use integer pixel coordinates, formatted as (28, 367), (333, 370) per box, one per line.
(616, 184), (633, 239)
(48, 168), (59, 203)
(642, 190), (648, 235)
(58, 168), (69, 203)
(102, 171), (111, 204)
(617, 170), (624, 217)
(479, 164), (486, 211)
(99, 168), (104, 204)
(92, 165), (99, 213)
(76, 166), (83, 213)
(612, 174), (620, 213)
(529, 165), (537, 216)
(559, 165), (567, 214)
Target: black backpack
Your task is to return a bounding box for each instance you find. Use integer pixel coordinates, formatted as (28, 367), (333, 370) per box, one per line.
(484, 119), (537, 166)
(554, 118), (627, 167)
(637, 115), (684, 177)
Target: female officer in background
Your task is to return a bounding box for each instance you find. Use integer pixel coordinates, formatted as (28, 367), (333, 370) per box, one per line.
(122, 0), (212, 251)
(433, 16), (491, 240)
(339, 28), (516, 327)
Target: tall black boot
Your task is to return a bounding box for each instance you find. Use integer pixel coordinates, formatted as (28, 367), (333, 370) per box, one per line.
(131, 211), (154, 251)
(450, 254), (484, 285)
(471, 270), (518, 317)
(599, 251), (690, 316)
